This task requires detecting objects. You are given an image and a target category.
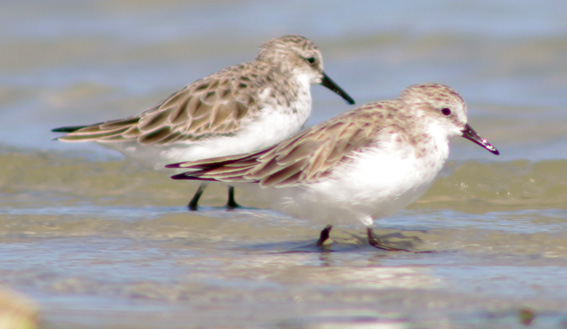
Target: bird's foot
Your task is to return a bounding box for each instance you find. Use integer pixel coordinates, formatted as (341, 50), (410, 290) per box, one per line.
(316, 225), (333, 248)
(367, 227), (411, 252)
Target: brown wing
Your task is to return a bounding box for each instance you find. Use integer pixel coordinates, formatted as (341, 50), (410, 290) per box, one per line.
(170, 103), (390, 187)
(55, 63), (266, 145)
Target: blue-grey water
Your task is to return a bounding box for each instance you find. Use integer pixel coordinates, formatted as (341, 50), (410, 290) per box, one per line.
(1, 1), (566, 328)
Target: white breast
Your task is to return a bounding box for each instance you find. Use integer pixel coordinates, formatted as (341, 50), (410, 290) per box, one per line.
(256, 132), (450, 227)
(101, 83), (313, 171)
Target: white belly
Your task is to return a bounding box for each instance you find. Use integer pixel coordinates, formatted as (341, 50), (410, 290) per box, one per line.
(250, 138), (449, 228)
(101, 92), (313, 171)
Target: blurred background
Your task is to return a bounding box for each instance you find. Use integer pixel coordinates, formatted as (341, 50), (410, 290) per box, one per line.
(1, 1), (566, 328)
(2, 0), (566, 160)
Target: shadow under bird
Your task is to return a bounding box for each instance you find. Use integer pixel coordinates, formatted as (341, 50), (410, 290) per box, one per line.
(167, 83), (499, 251)
(51, 35), (355, 210)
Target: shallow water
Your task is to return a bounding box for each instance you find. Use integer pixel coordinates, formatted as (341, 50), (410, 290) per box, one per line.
(1, 0), (567, 328)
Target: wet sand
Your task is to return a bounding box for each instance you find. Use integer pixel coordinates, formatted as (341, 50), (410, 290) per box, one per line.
(1, 151), (566, 328)
(1, 0), (567, 328)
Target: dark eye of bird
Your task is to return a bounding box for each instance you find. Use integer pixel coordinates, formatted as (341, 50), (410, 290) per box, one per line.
(306, 57), (316, 64)
(441, 108), (451, 116)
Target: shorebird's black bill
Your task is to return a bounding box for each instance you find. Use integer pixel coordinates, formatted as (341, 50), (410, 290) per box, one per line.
(461, 124), (499, 155)
(320, 72), (355, 105)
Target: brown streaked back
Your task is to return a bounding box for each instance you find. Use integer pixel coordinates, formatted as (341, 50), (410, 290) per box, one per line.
(168, 101), (402, 187)
(53, 62), (268, 145)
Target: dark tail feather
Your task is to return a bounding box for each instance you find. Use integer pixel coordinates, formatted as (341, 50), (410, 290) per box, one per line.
(171, 173), (216, 181)
(51, 125), (89, 133)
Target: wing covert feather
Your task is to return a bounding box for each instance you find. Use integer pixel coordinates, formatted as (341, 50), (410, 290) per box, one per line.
(172, 105), (391, 187)
(56, 63), (264, 144)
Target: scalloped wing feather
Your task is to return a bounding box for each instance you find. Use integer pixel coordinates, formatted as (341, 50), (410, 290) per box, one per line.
(56, 63), (265, 145)
(171, 105), (391, 187)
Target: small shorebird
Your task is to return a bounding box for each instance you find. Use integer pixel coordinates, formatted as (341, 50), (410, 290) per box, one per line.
(52, 35), (355, 210)
(168, 83), (499, 251)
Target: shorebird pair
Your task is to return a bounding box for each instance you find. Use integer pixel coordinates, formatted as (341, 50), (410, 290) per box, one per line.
(53, 35), (499, 251)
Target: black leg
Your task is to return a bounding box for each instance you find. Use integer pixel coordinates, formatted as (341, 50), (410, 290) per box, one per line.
(367, 227), (410, 252)
(316, 225), (333, 247)
(187, 183), (207, 211)
(225, 186), (240, 210)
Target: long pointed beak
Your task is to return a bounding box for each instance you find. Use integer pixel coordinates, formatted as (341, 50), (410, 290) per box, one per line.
(320, 72), (355, 105)
(461, 124), (499, 155)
